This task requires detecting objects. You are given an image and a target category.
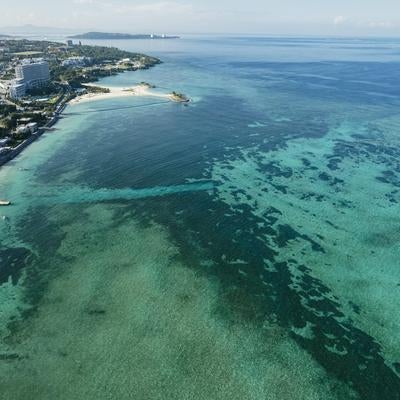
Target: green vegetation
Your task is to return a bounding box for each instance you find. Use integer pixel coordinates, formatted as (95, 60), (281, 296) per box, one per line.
(0, 39), (63, 62)
(85, 85), (110, 94)
(50, 63), (116, 87)
(0, 127), (8, 137)
(171, 91), (190, 102)
(47, 44), (160, 87)
(68, 44), (160, 64)
(0, 38), (161, 147)
(140, 82), (156, 88)
(1, 110), (47, 131)
(0, 104), (17, 116)
(0, 39), (160, 69)
(26, 83), (60, 96)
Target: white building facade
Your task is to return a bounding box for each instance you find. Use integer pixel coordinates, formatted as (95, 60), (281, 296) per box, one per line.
(15, 60), (50, 89)
(61, 56), (91, 67)
(9, 78), (26, 99)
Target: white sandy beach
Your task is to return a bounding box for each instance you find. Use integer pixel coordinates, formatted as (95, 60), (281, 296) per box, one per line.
(69, 83), (173, 105)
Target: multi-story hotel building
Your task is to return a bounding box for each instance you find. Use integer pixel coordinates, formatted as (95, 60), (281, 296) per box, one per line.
(15, 60), (50, 88)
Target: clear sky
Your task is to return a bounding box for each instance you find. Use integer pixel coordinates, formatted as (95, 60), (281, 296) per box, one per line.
(2, 0), (400, 36)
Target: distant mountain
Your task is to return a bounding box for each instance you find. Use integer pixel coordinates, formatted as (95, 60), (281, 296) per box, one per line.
(68, 32), (180, 40)
(0, 24), (77, 35)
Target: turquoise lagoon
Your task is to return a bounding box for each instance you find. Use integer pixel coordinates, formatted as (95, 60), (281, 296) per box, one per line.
(0, 36), (400, 399)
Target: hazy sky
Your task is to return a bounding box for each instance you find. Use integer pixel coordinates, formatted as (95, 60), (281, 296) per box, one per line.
(2, 0), (400, 36)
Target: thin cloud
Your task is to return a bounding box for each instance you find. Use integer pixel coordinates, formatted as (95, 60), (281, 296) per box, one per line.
(333, 16), (347, 26)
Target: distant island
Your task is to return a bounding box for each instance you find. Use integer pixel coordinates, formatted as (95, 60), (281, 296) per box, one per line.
(68, 32), (180, 40)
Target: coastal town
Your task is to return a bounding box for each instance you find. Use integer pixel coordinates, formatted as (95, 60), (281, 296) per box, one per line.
(0, 38), (163, 166)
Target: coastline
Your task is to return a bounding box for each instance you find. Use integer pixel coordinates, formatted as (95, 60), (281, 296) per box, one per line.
(0, 102), (67, 168)
(69, 83), (173, 105)
(0, 82), (189, 169)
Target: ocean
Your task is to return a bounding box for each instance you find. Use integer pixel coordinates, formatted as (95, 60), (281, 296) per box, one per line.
(0, 35), (399, 399)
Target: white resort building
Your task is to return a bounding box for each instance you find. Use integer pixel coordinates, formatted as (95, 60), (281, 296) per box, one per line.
(61, 56), (91, 67)
(9, 78), (26, 99)
(9, 59), (50, 99)
(15, 59), (50, 89)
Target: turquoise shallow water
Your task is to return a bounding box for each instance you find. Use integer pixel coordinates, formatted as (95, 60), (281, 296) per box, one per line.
(0, 36), (400, 399)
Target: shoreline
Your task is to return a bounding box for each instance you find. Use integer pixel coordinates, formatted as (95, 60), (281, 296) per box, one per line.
(0, 102), (67, 168)
(69, 83), (173, 105)
(0, 82), (190, 169)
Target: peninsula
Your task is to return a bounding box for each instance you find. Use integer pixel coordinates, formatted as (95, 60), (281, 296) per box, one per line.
(68, 32), (180, 40)
(70, 82), (190, 104)
(0, 38), (189, 167)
